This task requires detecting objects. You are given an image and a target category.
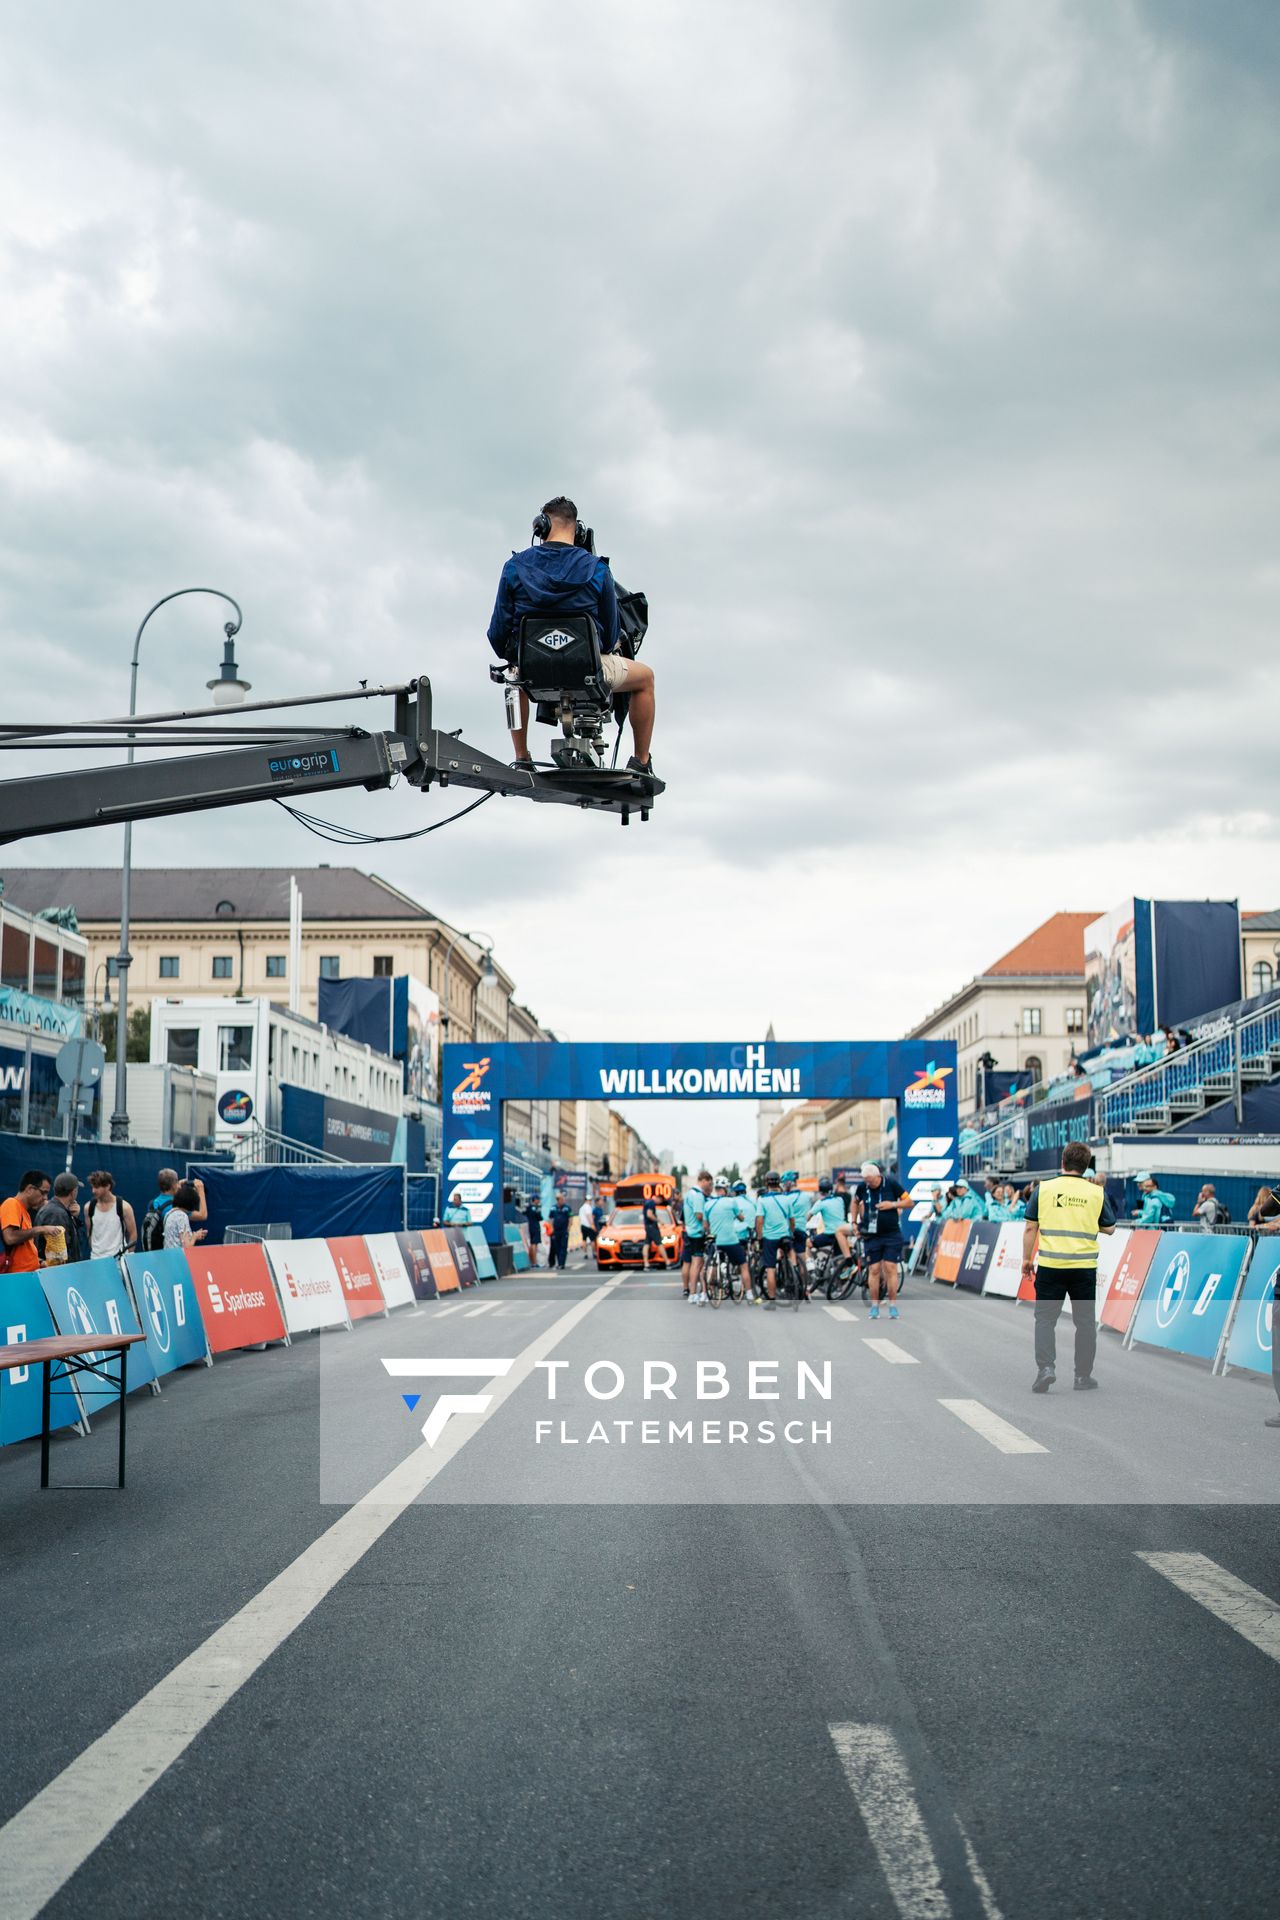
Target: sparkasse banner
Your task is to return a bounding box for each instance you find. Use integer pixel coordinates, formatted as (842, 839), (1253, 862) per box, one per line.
(187, 1244), (288, 1352)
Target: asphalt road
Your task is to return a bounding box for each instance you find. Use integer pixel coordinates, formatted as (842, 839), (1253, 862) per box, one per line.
(1, 1258), (1277, 1919)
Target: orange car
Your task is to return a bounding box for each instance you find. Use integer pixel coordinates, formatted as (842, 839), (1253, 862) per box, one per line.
(594, 1205), (684, 1269)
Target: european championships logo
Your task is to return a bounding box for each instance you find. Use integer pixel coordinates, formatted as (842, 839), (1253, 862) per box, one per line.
(904, 1061), (953, 1108)
(451, 1056), (493, 1116)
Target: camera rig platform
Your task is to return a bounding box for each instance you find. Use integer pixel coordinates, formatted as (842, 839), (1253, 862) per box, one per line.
(0, 675), (664, 845)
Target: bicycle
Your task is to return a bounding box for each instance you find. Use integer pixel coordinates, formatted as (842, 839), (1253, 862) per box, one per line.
(773, 1240), (805, 1311)
(809, 1239), (858, 1301)
(703, 1245), (727, 1308)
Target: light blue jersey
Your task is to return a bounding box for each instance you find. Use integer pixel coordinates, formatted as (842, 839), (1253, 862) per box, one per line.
(756, 1192), (794, 1242)
(808, 1196), (846, 1233)
(683, 1188), (711, 1239)
(707, 1196), (745, 1247)
(443, 1204), (472, 1226)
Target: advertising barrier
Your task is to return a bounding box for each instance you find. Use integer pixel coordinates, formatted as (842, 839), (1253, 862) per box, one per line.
(444, 1227), (479, 1289)
(421, 1229), (461, 1295)
(325, 1237), (388, 1321)
(395, 1231), (438, 1300)
(266, 1241), (353, 1335)
(1, 1271), (83, 1445)
(1099, 1229), (1161, 1334)
(930, 1219), (972, 1286)
(40, 1256), (157, 1407)
(956, 1221), (999, 1294)
(1093, 1229), (1132, 1325)
(503, 1225), (531, 1273)
(123, 1249), (211, 1375)
(1223, 1240), (1279, 1377)
(1129, 1232), (1250, 1366)
(187, 1244), (288, 1353)
(363, 1233), (416, 1310)
(981, 1224), (1025, 1299)
(465, 1226), (498, 1281)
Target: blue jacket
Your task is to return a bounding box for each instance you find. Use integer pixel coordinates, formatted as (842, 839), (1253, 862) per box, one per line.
(488, 542), (620, 660)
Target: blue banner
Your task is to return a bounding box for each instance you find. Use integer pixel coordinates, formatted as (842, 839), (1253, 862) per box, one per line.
(1224, 1241), (1279, 1378)
(1130, 1232), (1250, 1363)
(1, 1271), (82, 1445)
(956, 1220), (999, 1294)
(465, 1226), (498, 1280)
(39, 1255), (157, 1410)
(1025, 1100), (1094, 1172)
(123, 1249), (211, 1375)
(0, 984), (82, 1039)
(443, 1038), (959, 1240)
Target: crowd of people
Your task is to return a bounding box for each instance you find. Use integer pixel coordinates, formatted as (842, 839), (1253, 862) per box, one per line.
(0, 1166), (209, 1273)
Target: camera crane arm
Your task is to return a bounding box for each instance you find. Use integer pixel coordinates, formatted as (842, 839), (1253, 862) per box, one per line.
(0, 674), (663, 846)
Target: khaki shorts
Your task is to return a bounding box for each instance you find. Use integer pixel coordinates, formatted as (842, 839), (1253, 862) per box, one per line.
(600, 652), (634, 691)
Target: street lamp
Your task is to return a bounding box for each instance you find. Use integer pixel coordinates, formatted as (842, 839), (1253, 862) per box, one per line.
(110, 588), (245, 1142)
(90, 961), (113, 1043)
(438, 927), (496, 1071)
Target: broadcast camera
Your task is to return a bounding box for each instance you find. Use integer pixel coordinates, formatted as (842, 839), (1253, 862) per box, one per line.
(489, 518), (649, 775)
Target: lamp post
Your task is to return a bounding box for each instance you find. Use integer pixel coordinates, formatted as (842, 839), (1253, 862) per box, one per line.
(89, 961), (113, 1044)
(110, 589), (247, 1142)
(438, 928), (496, 1076)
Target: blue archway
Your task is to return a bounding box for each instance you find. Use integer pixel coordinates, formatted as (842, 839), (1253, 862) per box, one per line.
(442, 1039), (959, 1238)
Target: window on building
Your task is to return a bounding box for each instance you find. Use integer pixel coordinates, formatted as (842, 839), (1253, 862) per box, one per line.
(1252, 960), (1274, 997)
(0, 918), (29, 992)
(32, 937), (58, 999)
(372, 954), (394, 977)
(266, 954), (286, 979)
(1024, 1054), (1043, 1082)
(319, 955), (340, 980)
(159, 955), (181, 980)
(212, 955), (234, 980)
(218, 1025), (254, 1071)
(1022, 1007), (1042, 1035)
(166, 1028), (200, 1069)
(1066, 1007), (1084, 1033)
(60, 948), (85, 1007)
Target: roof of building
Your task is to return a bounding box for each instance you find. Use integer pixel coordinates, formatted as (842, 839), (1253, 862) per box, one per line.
(1242, 909), (1280, 931)
(984, 912), (1099, 978)
(0, 866), (436, 924)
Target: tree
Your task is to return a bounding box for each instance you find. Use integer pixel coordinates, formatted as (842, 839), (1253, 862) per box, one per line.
(99, 1008), (150, 1064)
(751, 1142), (771, 1190)
(717, 1160), (741, 1187)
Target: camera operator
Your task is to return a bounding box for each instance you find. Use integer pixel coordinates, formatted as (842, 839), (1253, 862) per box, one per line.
(487, 496), (656, 776)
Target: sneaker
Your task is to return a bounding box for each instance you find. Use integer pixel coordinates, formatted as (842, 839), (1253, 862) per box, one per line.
(764, 1299), (777, 1312)
(686, 1288), (697, 1304)
(1073, 1375), (1099, 1392)
(696, 1291), (707, 1308)
(869, 1306), (880, 1320)
(626, 754), (655, 778)
(745, 1288), (755, 1302)
(888, 1306), (899, 1320)
(1032, 1367), (1056, 1394)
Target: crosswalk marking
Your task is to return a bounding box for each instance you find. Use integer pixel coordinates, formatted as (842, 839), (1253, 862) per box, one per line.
(939, 1399), (1047, 1455)
(822, 1303), (858, 1322)
(464, 1300), (499, 1317)
(1138, 1551), (1280, 1667)
(863, 1338), (918, 1365)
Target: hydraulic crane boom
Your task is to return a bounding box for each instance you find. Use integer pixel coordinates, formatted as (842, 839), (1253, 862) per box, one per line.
(0, 674), (663, 844)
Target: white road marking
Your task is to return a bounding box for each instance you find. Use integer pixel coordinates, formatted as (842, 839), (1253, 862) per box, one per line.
(939, 1399), (1048, 1456)
(829, 1723), (1002, 1919)
(0, 1276), (624, 1920)
(463, 1300), (499, 1317)
(1138, 1551), (1280, 1666)
(406, 1309), (425, 1318)
(822, 1303), (858, 1322)
(863, 1338), (918, 1365)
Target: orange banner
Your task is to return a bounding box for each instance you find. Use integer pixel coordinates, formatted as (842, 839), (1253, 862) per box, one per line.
(1099, 1229), (1161, 1334)
(420, 1229), (461, 1294)
(931, 1219), (972, 1285)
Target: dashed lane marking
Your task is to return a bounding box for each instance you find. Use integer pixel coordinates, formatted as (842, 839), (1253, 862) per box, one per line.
(938, 1399), (1048, 1456)
(863, 1337), (918, 1365)
(822, 1303), (859, 1322)
(1138, 1551), (1280, 1667)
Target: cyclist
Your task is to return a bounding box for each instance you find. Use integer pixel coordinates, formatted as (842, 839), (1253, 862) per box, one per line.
(730, 1181), (757, 1300)
(781, 1170), (810, 1294)
(855, 1159), (912, 1319)
(705, 1180), (748, 1305)
(754, 1171), (794, 1311)
(807, 1176), (852, 1266)
(681, 1170), (714, 1303)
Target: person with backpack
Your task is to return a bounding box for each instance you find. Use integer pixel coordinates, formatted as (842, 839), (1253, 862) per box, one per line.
(143, 1168), (208, 1252)
(1132, 1173), (1176, 1225)
(85, 1170), (138, 1257)
(163, 1181), (208, 1251)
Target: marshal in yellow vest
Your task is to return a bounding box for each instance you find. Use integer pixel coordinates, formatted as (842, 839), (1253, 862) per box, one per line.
(1034, 1174), (1106, 1268)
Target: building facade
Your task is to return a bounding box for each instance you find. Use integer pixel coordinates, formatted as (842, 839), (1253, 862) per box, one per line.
(0, 896), (88, 1138)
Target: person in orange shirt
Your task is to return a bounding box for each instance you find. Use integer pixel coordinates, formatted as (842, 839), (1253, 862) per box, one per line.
(1, 1170), (55, 1273)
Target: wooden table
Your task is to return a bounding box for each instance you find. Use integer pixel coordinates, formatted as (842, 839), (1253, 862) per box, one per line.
(0, 1333), (146, 1489)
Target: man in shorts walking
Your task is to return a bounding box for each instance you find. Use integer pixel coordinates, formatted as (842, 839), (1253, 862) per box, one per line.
(855, 1160), (912, 1320)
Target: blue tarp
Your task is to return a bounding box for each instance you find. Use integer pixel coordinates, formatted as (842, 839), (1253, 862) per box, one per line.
(189, 1162), (404, 1242)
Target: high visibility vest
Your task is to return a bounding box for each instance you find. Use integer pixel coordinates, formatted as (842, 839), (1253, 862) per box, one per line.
(1034, 1175), (1105, 1268)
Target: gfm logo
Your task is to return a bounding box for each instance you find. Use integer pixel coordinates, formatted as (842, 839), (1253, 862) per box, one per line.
(904, 1061), (953, 1108)
(538, 630), (574, 651)
(451, 1057), (493, 1116)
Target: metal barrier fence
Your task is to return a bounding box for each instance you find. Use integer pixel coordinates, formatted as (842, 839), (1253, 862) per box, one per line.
(405, 1172), (440, 1231)
(225, 1223), (294, 1243)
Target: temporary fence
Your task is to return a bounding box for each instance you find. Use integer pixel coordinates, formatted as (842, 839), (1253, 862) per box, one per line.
(0, 1224), (492, 1451)
(926, 1215), (1277, 1383)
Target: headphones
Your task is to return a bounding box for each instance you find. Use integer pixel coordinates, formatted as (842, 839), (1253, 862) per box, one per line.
(532, 509), (593, 550)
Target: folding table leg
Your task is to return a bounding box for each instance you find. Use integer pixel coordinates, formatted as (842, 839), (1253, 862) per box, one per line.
(40, 1360), (51, 1489)
(118, 1347), (128, 1489)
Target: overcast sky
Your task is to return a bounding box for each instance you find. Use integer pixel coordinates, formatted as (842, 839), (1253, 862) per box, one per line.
(2, 1), (1277, 1170)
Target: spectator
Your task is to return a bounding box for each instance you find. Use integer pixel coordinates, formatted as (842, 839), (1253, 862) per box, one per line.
(944, 1180), (984, 1221)
(1132, 1173), (1176, 1225)
(84, 1170), (137, 1257)
(578, 1196), (598, 1256)
(523, 1195), (543, 1267)
(147, 1167), (208, 1249)
(35, 1172), (84, 1266)
(548, 1196), (572, 1269)
(1, 1170), (55, 1273)
(443, 1189), (472, 1226)
(834, 1174), (852, 1220)
(163, 1180), (207, 1251)
(640, 1191), (664, 1270)
(1192, 1183), (1227, 1231)
(1248, 1185), (1280, 1227)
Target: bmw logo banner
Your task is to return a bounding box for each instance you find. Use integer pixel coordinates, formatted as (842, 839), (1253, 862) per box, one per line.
(0, 1272), (83, 1446)
(1129, 1232), (1251, 1365)
(124, 1249), (214, 1375)
(39, 1256), (158, 1410)
(1223, 1241), (1280, 1377)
